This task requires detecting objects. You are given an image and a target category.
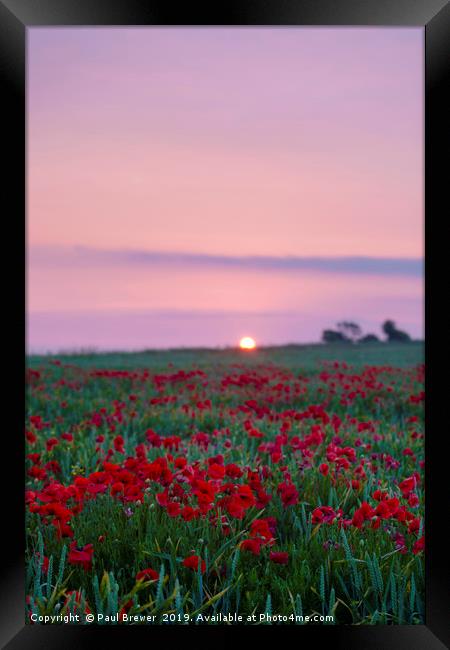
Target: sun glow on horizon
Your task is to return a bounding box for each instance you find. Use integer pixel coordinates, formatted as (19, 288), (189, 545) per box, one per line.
(239, 336), (256, 350)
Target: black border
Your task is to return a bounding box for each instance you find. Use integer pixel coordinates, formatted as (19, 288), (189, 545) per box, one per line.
(2, 1), (449, 648)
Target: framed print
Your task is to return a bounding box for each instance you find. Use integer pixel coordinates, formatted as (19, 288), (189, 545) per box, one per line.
(1, 0), (449, 648)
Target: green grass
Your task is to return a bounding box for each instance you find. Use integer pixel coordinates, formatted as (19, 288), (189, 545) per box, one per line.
(26, 341), (425, 625)
(28, 341), (424, 371)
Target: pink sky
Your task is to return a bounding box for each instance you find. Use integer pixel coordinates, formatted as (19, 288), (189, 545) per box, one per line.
(27, 28), (423, 352)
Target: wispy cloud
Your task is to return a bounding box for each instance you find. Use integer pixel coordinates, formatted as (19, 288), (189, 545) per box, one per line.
(29, 246), (423, 277)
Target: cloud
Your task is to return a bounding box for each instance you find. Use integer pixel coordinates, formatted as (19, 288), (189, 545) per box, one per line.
(29, 246), (423, 277)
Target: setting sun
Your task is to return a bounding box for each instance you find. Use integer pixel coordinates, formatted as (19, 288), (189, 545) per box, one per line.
(239, 336), (256, 350)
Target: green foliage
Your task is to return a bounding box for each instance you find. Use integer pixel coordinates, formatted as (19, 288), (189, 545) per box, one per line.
(25, 345), (424, 625)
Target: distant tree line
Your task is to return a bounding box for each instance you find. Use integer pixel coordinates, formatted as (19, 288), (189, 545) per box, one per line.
(321, 320), (411, 344)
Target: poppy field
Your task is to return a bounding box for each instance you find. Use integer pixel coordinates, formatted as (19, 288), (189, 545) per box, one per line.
(26, 344), (425, 625)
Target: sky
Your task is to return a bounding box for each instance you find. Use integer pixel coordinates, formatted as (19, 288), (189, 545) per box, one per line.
(27, 28), (424, 352)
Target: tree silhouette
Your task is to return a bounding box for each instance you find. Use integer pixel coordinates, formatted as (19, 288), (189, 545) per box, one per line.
(336, 321), (362, 342)
(382, 320), (411, 342)
(322, 329), (350, 344)
(358, 333), (380, 343)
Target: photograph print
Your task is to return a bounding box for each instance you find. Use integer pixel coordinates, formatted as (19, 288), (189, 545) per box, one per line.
(26, 26), (425, 626)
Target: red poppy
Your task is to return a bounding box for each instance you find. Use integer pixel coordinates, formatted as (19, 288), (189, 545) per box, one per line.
(399, 476), (417, 497)
(113, 436), (125, 453)
(277, 482), (299, 507)
(46, 437), (59, 452)
(412, 536), (425, 555)
(351, 502), (374, 528)
(181, 506), (197, 521)
(312, 506), (339, 525)
(182, 555), (206, 573)
(240, 538), (263, 555)
(319, 463), (329, 476)
(208, 463), (225, 480)
(225, 463), (243, 479)
(136, 568), (159, 582)
(167, 502), (181, 517)
(26, 430), (37, 444)
(68, 542), (94, 571)
(269, 551), (289, 565)
(111, 482), (124, 496)
(250, 518), (275, 543)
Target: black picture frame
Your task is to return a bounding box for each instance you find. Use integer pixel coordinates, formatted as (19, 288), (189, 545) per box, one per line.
(2, 0), (449, 647)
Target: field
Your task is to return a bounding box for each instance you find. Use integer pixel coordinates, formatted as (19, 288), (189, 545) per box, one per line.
(26, 342), (425, 625)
